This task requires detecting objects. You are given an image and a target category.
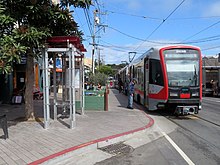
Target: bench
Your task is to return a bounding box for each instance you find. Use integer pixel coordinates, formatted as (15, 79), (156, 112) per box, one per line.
(0, 115), (9, 139)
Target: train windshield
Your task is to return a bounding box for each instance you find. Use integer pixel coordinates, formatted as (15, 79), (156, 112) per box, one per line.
(163, 49), (200, 87)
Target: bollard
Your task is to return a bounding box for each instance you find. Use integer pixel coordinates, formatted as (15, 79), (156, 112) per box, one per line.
(0, 115), (9, 139)
(104, 92), (108, 111)
(104, 85), (109, 111)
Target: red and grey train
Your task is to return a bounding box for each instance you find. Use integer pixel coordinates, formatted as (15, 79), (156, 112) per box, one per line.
(117, 45), (202, 115)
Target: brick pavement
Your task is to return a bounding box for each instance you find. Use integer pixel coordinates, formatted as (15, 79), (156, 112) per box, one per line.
(0, 89), (153, 165)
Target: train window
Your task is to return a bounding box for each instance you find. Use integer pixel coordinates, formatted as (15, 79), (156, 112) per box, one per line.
(136, 67), (141, 83)
(134, 68), (137, 78)
(149, 59), (164, 86)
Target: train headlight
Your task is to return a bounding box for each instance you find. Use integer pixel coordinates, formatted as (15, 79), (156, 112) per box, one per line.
(170, 92), (178, 97)
(192, 92), (199, 97)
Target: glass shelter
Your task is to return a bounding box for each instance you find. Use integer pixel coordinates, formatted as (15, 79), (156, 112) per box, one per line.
(42, 36), (86, 129)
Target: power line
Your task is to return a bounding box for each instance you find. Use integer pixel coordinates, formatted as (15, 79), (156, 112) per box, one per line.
(146, 0), (186, 40)
(108, 26), (145, 41)
(108, 25), (220, 45)
(94, 0), (101, 13)
(98, 40), (144, 53)
(98, 44), (128, 52)
(98, 40), (220, 56)
(170, 15), (220, 20)
(75, 10), (89, 38)
(202, 45), (220, 51)
(182, 19), (220, 42)
(108, 10), (220, 21)
(108, 10), (162, 21)
(186, 35), (220, 44)
(83, 8), (93, 37)
(99, 40), (131, 49)
(98, 41), (131, 52)
(134, 0), (186, 52)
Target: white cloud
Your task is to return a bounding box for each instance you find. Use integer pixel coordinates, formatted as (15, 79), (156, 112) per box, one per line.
(204, 1), (220, 16)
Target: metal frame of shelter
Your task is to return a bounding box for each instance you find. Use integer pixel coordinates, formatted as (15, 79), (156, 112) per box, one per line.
(42, 36), (86, 129)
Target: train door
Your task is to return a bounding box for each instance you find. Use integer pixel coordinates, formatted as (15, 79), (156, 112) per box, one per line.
(144, 57), (149, 108)
(129, 65), (133, 80)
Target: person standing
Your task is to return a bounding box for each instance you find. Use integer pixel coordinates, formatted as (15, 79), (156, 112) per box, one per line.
(97, 83), (102, 90)
(127, 78), (137, 109)
(118, 78), (123, 93)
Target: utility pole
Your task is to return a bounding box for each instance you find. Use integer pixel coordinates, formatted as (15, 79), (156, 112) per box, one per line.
(91, 9), (108, 74)
(91, 9), (99, 74)
(97, 48), (103, 70)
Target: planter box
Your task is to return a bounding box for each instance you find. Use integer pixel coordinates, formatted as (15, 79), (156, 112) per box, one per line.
(76, 90), (106, 111)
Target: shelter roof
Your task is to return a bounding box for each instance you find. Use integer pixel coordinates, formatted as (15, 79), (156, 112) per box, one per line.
(47, 36), (87, 52)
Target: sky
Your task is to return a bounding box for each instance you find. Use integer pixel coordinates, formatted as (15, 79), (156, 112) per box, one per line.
(73, 0), (220, 64)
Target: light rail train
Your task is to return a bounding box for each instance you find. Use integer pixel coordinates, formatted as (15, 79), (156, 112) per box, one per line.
(117, 45), (202, 115)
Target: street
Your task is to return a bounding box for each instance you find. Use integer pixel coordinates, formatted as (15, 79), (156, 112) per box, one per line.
(95, 97), (220, 165)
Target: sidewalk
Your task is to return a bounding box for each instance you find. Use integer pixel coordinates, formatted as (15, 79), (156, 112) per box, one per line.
(0, 89), (154, 165)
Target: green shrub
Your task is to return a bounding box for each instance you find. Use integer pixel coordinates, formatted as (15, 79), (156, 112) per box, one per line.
(89, 72), (107, 86)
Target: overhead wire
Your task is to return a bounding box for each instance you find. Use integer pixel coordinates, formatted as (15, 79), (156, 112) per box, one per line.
(202, 45), (220, 51)
(94, 0), (101, 13)
(74, 10), (91, 45)
(91, 1), (220, 62)
(145, 0), (186, 40)
(108, 10), (162, 21)
(108, 25), (220, 45)
(83, 8), (93, 37)
(99, 40), (142, 53)
(99, 40), (133, 49)
(133, 0), (186, 53)
(170, 15), (220, 20)
(108, 26), (145, 41)
(108, 10), (220, 21)
(181, 19), (220, 42)
(98, 44), (128, 52)
(104, 1), (220, 55)
(99, 27), (220, 58)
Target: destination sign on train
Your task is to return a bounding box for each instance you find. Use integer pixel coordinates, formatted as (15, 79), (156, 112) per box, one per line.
(164, 54), (198, 59)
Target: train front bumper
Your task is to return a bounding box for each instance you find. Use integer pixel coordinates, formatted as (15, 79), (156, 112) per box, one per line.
(174, 105), (199, 115)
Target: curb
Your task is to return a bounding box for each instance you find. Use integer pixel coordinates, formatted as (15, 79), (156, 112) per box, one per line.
(29, 110), (154, 165)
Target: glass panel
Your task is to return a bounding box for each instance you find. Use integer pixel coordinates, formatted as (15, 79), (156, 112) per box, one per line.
(164, 49), (200, 87)
(149, 59), (164, 86)
(166, 60), (199, 87)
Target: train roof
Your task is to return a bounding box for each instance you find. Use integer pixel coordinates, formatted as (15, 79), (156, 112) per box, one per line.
(131, 44), (201, 65)
(116, 45), (201, 73)
(151, 44), (201, 51)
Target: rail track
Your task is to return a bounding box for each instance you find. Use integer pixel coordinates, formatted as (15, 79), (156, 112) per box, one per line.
(162, 113), (220, 151)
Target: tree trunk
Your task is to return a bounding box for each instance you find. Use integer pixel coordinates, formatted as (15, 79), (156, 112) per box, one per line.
(24, 49), (35, 120)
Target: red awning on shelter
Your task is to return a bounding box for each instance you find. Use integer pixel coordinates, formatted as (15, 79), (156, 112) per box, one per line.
(47, 36), (87, 52)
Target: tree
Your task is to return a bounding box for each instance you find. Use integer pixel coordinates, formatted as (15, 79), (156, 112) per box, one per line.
(97, 65), (114, 76)
(89, 72), (107, 86)
(0, 0), (91, 120)
(0, 2), (26, 73)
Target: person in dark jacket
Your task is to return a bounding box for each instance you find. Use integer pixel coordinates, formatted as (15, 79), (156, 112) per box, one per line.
(127, 78), (137, 109)
(118, 78), (123, 93)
